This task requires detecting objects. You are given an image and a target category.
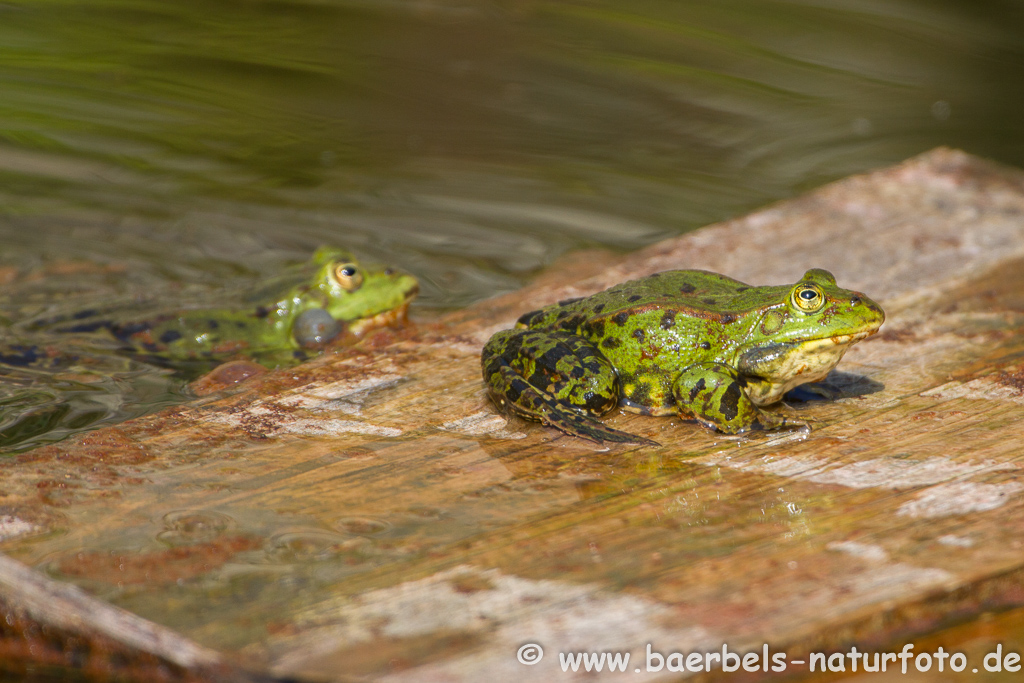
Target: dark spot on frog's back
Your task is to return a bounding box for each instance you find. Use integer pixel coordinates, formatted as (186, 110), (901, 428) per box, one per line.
(592, 304), (605, 314)
(206, 319), (219, 330)
(613, 312), (630, 325)
(588, 320), (605, 338)
(517, 309), (544, 326)
(564, 315), (586, 329)
(601, 337), (621, 350)
(679, 283), (696, 294)
(627, 294), (642, 302)
(632, 329), (645, 342)
(540, 343), (572, 366)
(702, 297), (716, 305)
(660, 310), (675, 330)
(159, 330), (182, 344)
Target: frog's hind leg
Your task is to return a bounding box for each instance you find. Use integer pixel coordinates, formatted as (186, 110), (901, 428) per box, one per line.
(481, 329), (658, 446)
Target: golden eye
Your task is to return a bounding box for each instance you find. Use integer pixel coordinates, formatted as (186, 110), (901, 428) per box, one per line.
(333, 263), (363, 292)
(793, 284), (825, 312)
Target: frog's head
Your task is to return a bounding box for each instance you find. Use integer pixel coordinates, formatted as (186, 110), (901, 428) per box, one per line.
(766, 268), (885, 342)
(293, 247), (419, 343)
(737, 268), (884, 402)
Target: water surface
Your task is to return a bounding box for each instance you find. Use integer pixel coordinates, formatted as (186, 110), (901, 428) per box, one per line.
(2, 0), (1024, 449)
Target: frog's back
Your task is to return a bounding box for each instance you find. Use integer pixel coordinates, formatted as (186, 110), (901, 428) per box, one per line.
(519, 270), (781, 331)
(511, 271), (770, 414)
(587, 270), (765, 316)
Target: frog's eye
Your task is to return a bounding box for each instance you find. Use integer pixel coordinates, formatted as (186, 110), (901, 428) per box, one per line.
(792, 284), (825, 313)
(333, 263), (364, 292)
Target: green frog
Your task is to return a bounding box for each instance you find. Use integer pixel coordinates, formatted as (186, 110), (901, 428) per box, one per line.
(482, 268), (884, 445)
(49, 247), (419, 368)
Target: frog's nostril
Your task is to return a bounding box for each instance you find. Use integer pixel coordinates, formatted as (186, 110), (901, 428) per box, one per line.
(850, 295), (861, 305)
(384, 267), (395, 276)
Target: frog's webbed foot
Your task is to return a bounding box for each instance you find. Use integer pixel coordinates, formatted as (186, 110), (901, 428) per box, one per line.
(744, 407), (809, 433)
(675, 362), (808, 434)
(482, 329), (658, 447)
(546, 406), (661, 446)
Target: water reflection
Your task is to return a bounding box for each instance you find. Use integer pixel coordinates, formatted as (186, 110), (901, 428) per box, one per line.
(1, 0), (1024, 448)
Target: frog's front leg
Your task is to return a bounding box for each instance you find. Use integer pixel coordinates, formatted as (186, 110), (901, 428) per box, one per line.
(673, 362), (806, 434)
(481, 329), (658, 445)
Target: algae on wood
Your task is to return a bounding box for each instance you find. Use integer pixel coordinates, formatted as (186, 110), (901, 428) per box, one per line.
(1, 148), (1024, 681)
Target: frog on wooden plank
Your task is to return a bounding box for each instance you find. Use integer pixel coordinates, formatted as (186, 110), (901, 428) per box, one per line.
(482, 268), (884, 445)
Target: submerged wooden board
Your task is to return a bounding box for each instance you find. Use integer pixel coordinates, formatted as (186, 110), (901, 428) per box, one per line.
(2, 147), (1024, 681)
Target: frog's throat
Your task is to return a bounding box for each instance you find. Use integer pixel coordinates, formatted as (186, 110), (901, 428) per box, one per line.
(346, 301), (411, 337)
(744, 329), (877, 405)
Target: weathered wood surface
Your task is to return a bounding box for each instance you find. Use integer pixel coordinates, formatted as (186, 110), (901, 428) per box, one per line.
(0, 552), (267, 682)
(2, 147), (1024, 681)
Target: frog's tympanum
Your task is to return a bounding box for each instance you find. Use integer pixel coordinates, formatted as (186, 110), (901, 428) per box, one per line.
(56, 247), (419, 367)
(482, 269), (884, 445)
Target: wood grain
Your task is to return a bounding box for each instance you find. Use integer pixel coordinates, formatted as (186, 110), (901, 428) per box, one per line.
(2, 147), (1024, 681)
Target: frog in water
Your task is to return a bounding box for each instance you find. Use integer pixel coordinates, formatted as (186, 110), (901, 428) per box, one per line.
(482, 268), (884, 445)
(49, 247), (419, 369)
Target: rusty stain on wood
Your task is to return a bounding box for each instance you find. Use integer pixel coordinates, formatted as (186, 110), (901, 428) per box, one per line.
(1, 148), (1024, 680)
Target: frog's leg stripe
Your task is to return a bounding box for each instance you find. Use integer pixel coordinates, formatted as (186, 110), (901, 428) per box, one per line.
(687, 378), (706, 403)
(718, 381), (742, 421)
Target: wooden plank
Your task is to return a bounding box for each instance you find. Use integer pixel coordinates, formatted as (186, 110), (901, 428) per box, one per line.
(0, 551), (265, 681)
(1, 147), (1024, 681)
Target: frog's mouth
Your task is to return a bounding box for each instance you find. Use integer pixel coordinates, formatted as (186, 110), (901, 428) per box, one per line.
(347, 300), (413, 337)
(811, 328), (879, 346)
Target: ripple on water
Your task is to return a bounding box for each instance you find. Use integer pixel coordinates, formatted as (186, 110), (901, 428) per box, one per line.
(156, 509), (236, 547)
(265, 529), (362, 564)
(335, 517), (392, 537)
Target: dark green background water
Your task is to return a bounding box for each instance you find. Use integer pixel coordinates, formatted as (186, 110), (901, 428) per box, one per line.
(2, 0), (1023, 449)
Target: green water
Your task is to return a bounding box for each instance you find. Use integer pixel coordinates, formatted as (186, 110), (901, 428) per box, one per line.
(2, 0), (1024, 450)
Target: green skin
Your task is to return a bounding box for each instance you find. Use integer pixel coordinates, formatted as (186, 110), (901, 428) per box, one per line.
(482, 268), (885, 445)
(64, 247), (419, 363)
